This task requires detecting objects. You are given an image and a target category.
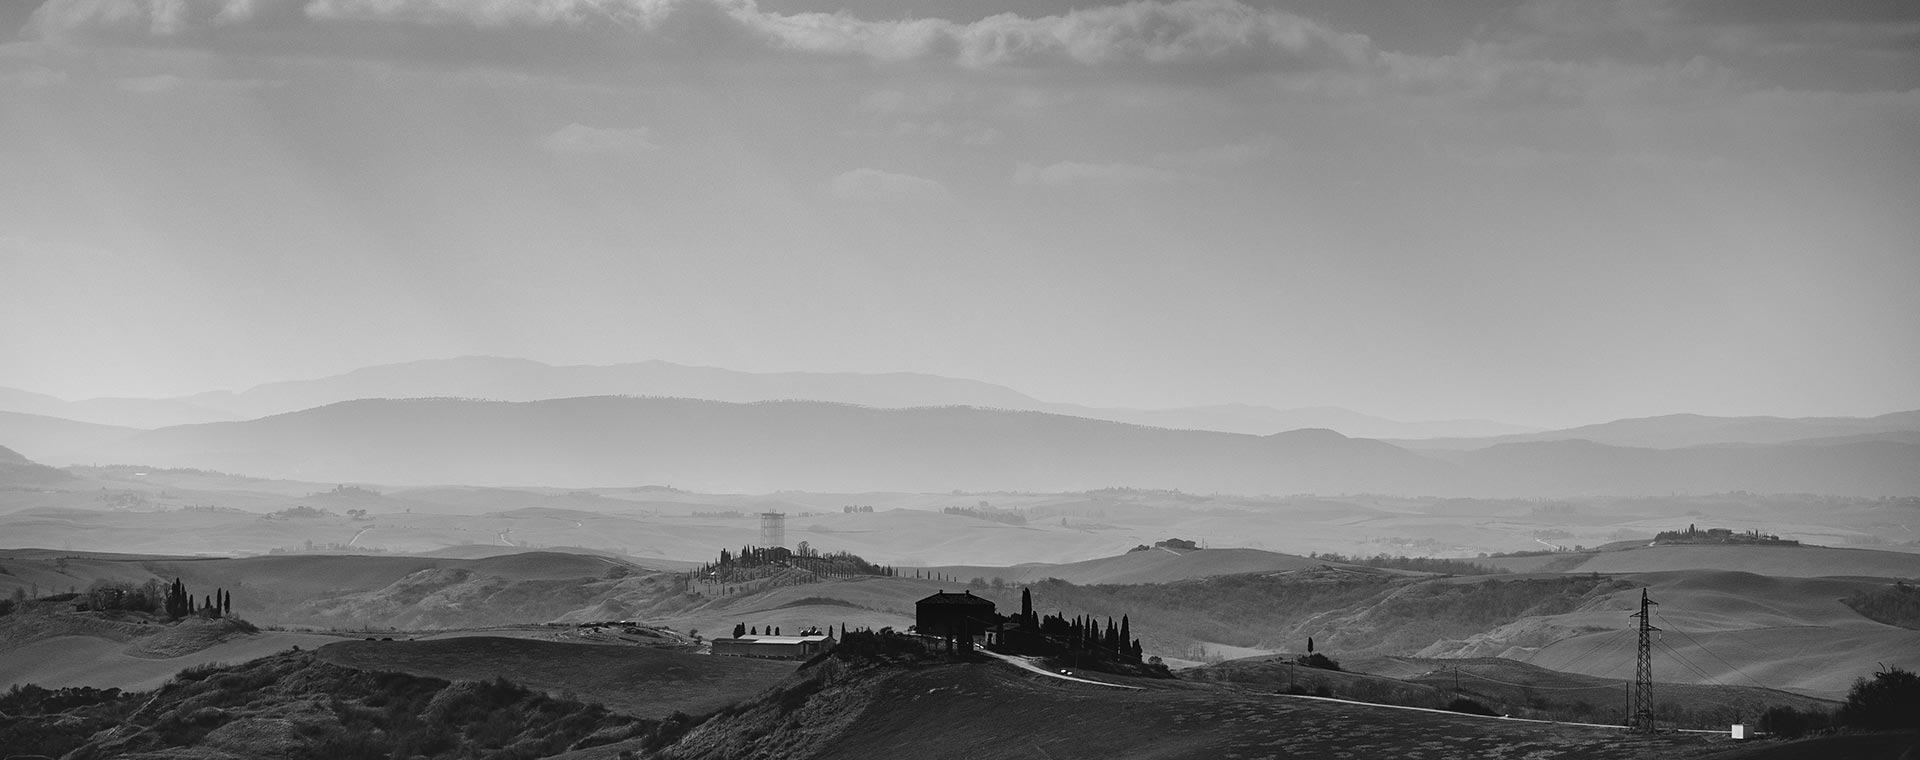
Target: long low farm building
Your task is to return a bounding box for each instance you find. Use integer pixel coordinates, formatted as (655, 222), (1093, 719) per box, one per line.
(710, 634), (835, 660)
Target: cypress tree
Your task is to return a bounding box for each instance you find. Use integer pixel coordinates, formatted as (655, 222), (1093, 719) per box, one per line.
(1119, 615), (1131, 653)
(1021, 588), (1034, 628)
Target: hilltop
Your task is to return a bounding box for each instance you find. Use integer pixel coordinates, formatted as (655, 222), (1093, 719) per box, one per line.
(639, 655), (1731, 760)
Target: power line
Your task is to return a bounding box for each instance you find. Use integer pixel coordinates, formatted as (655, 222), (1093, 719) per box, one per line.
(1657, 639), (1721, 685)
(1654, 612), (1772, 692)
(1456, 669), (1623, 692)
(1558, 627), (1634, 675)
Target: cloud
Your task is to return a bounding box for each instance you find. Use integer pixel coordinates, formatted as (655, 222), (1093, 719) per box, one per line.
(1481, 0), (1920, 91)
(26, 0), (1377, 78)
(759, 0), (1373, 73)
(823, 168), (953, 202)
(114, 73), (283, 93)
(1150, 139), (1275, 168)
(1012, 161), (1187, 186)
(539, 123), (659, 158)
(0, 65), (68, 89)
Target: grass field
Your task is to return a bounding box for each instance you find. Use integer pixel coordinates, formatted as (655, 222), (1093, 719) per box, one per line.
(314, 636), (796, 718)
(649, 658), (1742, 760)
(1484, 545), (1920, 579)
(0, 615), (344, 692)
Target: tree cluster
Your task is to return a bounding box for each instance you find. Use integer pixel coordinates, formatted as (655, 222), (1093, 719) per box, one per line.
(700, 545), (896, 582)
(1652, 525), (1797, 546)
(993, 587), (1144, 664)
(1307, 552), (1509, 576)
(1840, 581), (1920, 630)
(940, 506), (1026, 525)
(161, 578), (232, 620)
(1126, 538), (1200, 552)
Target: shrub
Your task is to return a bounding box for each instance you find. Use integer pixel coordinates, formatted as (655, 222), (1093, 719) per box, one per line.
(1296, 653), (1341, 672)
(1446, 697), (1499, 717)
(1837, 666), (1920, 730)
(1758, 705), (1829, 739)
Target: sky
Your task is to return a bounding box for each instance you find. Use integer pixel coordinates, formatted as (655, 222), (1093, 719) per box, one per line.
(0, 0), (1916, 429)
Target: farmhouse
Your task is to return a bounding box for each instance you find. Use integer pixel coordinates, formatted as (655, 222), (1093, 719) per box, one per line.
(915, 590), (997, 651)
(710, 634), (835, 660)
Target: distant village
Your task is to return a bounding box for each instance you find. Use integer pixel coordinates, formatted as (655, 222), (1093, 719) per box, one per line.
(1652, 525), (1799, 547)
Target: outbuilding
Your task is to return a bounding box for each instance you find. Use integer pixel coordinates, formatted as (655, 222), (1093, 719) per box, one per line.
(710, 634), (835, 660)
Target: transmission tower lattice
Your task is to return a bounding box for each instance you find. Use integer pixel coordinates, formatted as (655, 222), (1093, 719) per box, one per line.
(1630, 588), (1659, 732)
(759, 512), (786, 549)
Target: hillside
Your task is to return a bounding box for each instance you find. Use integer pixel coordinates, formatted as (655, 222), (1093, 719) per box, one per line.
(1481, 545), (1920, 579)
(637, 656), (1728, 760)
(1454, 439), (1920, 497)
(0, 443), (72, 486)
(8, 357), (1538, 438)
(1187, 654), (1835, 726)
(925, 546), (1335, 586)
(0, 411), (142, 462)
(58, 396), (1920, 496)
(1419, 571), (1920, 698)
(3, 649), (660, 760)
(0, 612), (343, 692)
(180, 356), (1050, 420)
(1395, 410), (1920, 450)
(74, 396), (1465, 493)
(315, 637), (794, 719)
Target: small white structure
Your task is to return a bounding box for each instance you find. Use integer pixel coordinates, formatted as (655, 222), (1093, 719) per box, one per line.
(1730, 724), (1749, 740)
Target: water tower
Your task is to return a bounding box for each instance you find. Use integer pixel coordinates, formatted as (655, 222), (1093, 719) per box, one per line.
(759, 511), (786, 549)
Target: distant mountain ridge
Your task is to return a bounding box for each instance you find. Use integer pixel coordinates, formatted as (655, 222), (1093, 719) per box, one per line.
(59, 396), (1920, 497)
(1393, 410), (1920, 450)
(0, 356), (1535, 439)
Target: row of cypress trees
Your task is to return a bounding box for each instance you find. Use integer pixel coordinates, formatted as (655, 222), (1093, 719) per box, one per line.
(161, 578), (232, 620)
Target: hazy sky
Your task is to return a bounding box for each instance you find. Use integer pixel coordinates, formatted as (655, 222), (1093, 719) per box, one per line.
(1, 0), (1916, 428)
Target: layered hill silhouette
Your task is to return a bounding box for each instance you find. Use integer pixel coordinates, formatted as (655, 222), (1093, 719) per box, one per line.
(1397, 410), (1920, 450)
(69, 397), (1463, 493)
(0, 444), (71, 486)
(0, 356), (1535, 438)
(56, 396), (1920, 496)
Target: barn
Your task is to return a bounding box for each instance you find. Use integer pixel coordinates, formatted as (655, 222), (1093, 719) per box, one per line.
(709, 634), (835, 660)
(915, 590), (997, 651)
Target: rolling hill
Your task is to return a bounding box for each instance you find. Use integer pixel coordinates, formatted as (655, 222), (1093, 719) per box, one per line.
(924, 546), (1337, 586)
(315, 637), (794, 719)
(1396, 410), (1920, 451)
(641, 656), (1733, 760)
(1480, 544), (1920, 579)
(0, 411), (142, 462)
(0, 444), (72, 486)
(69, 396), (1467, 494)
(7, 356), (1539, 438)
(0, 613), (344, 692)
(54, 396), (1920, 496)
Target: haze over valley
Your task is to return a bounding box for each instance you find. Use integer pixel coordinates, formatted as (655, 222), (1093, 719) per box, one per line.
(5, 0), (1919, 756)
